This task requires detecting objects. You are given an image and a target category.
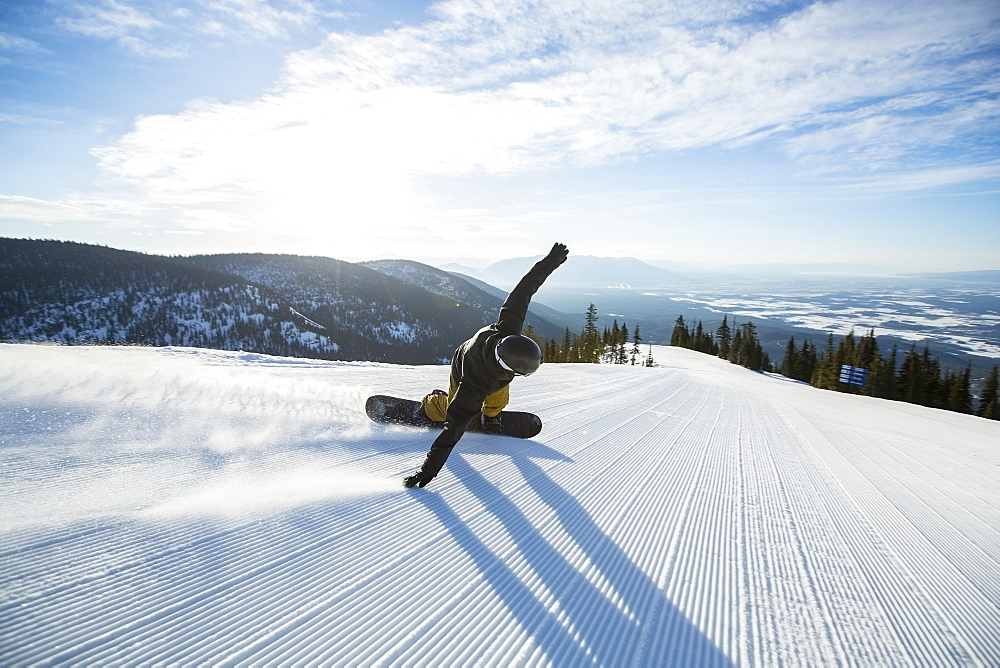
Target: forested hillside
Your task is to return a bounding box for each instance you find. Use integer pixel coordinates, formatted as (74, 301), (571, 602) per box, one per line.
(0, 239), (558, 363)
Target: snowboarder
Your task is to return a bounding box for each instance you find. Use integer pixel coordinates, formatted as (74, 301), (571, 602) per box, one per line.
(403, 242), (569, 488)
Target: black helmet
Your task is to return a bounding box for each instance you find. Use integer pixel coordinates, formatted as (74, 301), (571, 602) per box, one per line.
(495, 335), (542, 376)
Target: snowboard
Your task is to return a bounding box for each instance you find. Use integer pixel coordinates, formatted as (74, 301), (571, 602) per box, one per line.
(365, 394), (542, 439)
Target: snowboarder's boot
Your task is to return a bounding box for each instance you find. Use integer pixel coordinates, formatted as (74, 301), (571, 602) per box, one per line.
(481, 413), (503, 435)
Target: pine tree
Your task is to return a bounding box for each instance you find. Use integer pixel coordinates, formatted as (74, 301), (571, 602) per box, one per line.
(855, 329), (880, 396)
(739, 321), (764, 371)
(833, 329), (859, 392)
(812, 332), (838, 390)
(670, 315), (690, 347)
(619, 323), (630, 365)
(561, 327), (574, 363)
(857, 329), (879, 369)
(604, 320), (628, 364)
(897, 345), (925, 404)
(728, 328), (743, 365)
(716, 315), (731, 359)
(721, 320), (763, 370)
(797, 339), (818, 383)
(582, 303), (601, 363)
(523, 324), (542, 348)
(920, 347), (943, 408)
(873, 343), (898, 399)
(781, 337), (796, 377)
(614, 322), (628, 364)
(979, 365), (999, 420)
(544, 338), (558, 364)
(691, 320), (716, 354)
(631, 326), (642, 365)
(946, 364), (973, 414)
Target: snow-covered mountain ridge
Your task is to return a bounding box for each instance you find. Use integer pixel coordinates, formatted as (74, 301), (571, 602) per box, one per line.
(2, 343), (997, 666)
(361, 259), (498, 310)
(359, 258), (571, 333)
(0, 239), (562, 363)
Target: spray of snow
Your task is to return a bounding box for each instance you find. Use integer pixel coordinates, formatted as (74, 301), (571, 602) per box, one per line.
(0, 345), (397, 529)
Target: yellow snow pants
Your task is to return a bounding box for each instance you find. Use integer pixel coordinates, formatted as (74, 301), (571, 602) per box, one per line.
(422, 378), (509, 422)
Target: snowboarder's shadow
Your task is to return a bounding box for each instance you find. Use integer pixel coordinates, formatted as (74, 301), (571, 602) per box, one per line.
(364, 426), (572, 462)
(459, 432), (572, 462)
(414, 455), (731, 666)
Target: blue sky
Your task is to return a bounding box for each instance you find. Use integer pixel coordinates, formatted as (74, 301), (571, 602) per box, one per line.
(1, 0), (998, 272)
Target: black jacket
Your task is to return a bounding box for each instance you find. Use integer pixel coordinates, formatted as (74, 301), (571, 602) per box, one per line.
(414, 253), (562, 480)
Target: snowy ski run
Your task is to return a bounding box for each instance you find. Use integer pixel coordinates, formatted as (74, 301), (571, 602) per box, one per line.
(1, 343), (998, 666)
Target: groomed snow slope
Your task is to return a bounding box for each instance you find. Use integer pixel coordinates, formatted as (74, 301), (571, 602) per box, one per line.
(1, 343), (998, 666)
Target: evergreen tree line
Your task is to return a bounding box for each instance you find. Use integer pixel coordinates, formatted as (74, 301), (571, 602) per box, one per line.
(670, 312), (998, 420)
(783, 329), (999, 419)
(534, 303), (655, 367)
(671, 314), (772, 372)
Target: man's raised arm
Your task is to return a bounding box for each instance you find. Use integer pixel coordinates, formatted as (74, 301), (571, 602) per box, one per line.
(496, 242), (568, 335)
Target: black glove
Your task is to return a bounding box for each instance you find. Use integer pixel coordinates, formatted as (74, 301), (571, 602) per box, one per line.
(545, 242), (568, 267)
(403, 471), (434, 488)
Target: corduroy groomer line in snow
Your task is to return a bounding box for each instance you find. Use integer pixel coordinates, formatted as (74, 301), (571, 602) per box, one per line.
(0, 343), (998, 666)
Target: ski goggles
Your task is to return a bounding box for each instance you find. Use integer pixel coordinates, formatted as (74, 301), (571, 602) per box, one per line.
(495, 345), (533, 376)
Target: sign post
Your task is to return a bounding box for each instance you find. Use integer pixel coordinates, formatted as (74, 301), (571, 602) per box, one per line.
(839, 364), (869, 387)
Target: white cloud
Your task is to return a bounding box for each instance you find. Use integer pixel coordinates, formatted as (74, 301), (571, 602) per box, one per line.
(0, 31), (47, 55)
(96, 0), (999, 182)
(11, 0), (999, 261)
(57, 0), (163, 39)
(56, 0), (186, 58)
(0, 113), (62, 125)
(202, 0), (328, 39)
(54, 0), (340, 57)
(836, 163), (1000, 192)
(0, 195), (97, 223)
(0, 194), (150, 225)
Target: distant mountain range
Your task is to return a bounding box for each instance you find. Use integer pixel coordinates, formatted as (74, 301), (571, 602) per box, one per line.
(905, 270), (1000, 283)
(8, 238), (991, 370)
(0, 239), (565, 364)
(443, 255), (692, 289)
(354, 258), (566, 335)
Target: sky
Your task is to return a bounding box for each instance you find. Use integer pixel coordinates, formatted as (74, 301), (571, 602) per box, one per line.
(1, 0), (998, 272)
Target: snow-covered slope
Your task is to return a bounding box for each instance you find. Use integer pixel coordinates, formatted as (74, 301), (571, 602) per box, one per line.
(1, 343), (997, 666)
